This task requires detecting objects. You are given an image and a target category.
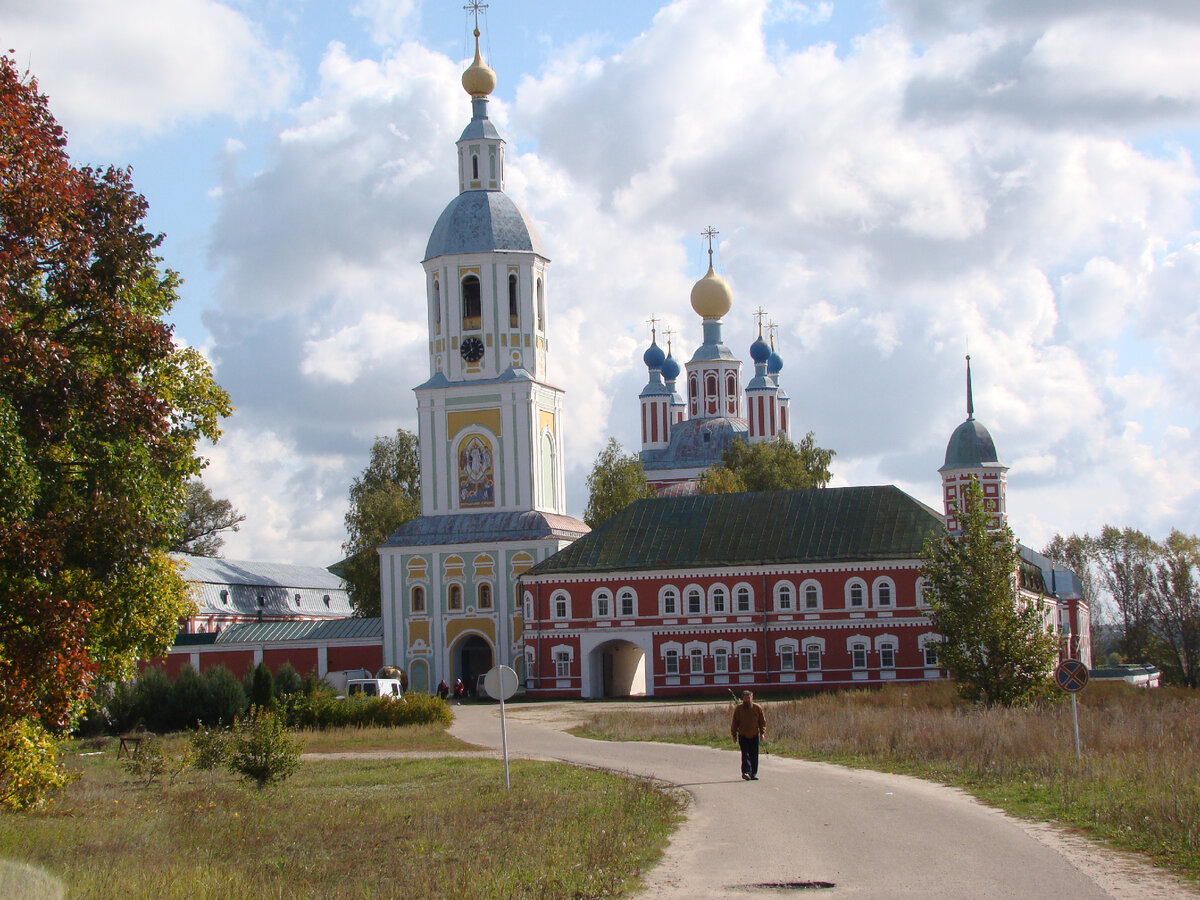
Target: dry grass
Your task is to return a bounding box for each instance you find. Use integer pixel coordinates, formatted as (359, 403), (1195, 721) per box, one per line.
(0, 733), (682, 899)
(579, 682), (1200, 881)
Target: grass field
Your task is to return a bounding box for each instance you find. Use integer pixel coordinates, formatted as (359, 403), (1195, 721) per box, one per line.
(577, 681), (1200, 883)
(0, 729), (682, 900)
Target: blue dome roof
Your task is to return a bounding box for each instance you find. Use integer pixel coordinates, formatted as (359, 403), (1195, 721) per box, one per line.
(424, 191), (545, 261)
(643, 340), (666, 370)
(767, 350), (783, 374)
(942, 418), (1001, 470)
(662, 353), (681, 381)
(750, 336), (771, 363)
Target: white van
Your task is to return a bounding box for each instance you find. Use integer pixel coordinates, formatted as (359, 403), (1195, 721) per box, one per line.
(345, 678), (405, 700)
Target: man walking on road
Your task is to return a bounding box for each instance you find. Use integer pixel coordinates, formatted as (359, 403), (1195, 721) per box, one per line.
(731, 690), (766, 780)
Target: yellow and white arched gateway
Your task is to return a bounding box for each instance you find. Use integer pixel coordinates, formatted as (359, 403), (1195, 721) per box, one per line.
(378, 26), (587, 694)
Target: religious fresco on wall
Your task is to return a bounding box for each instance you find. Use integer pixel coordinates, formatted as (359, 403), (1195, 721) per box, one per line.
(458, 434), (495, 507)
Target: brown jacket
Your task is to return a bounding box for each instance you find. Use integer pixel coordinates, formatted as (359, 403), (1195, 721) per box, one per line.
(731, 702), (765, 739)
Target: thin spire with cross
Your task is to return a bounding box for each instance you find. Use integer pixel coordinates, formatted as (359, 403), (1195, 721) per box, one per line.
(966, 354), (974, 420)
(663, 325), (675, 354)
(767, 320), (778, 349)
(646, 314), (659, 344)
(465, 0), (488, 31)
(701, 225), (719, 268)
(753, 306), (767, 336)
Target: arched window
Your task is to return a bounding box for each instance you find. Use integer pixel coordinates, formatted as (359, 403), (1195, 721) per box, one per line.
(686, 587), (703, 615)
(448, 584), (462, 610)
(874, 578), (894, 608)
(706, 374), (718, 414)
(551, 590), (570, 619)
(735, 584), (752, 612)
(775, 582), (793, 611)
(802, 581), (821, 610)
(846, 579), (867, 609)
(689, 648), (704, 673)
(508, 273), (519, 327)
(478, 583), (492, 609)
(411, 586), (425, 612)
(536, 277), (545, 331)
(618, 588), (636, 617)
(461, 274), (481, 330)
(433, 279), (441, 334)
(664, 649), (680, 675)
(660, 586), (679, 616)
(710, 585), (728, 614)
(472, 154), (479, 180)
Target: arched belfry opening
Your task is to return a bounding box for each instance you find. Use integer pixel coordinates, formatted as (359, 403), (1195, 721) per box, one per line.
(589, 640), (646, 698)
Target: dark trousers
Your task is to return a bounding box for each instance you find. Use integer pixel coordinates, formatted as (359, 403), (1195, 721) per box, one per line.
(738, 735), (759, 777)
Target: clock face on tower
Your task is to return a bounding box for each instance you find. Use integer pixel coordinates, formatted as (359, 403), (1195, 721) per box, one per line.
(460, 336), (485, 363)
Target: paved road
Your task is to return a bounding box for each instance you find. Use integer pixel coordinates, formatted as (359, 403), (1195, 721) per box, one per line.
(449, 701), (1194, 900)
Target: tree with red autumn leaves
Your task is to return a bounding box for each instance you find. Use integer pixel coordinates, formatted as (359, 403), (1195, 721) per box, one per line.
(0, 54), (231, 806)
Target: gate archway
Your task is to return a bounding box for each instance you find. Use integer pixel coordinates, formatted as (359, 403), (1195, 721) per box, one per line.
(453, 634), (493, 695)
(589, 639), (646, 698)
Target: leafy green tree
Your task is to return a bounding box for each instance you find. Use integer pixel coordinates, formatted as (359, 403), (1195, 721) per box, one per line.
(172, 479), (246, 556)
(0, 54), (231, 805)
(169, 664), (208, 730)
(1147, 530), (1200, 687)
(249, 662), (275, 709)
(341, 429), (421, 616)
(584, 438), (656, 528)
(1092, 526), (1157, 662)
(228, 706), (302, 789)
(697, 432), (834, 494)
(201, 665), (248, 726)
(273, 662), (304, 697)
(921, 479), (1058, 707)
(1043, 531), (1102, 654)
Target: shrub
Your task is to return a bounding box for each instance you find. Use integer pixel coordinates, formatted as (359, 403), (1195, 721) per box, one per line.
(228, 706), (302, 788)
(202, 665), (248, 725)
(190, 726), (230, 776)
(121, 734), (166, 786)
(169, 664), (207, 730)
(0, 719), (75, 810)
(273, 662), (304, 698)
(248, 663), (274, 709)
(132, 667), (173, 732)
(287, 691), (451, 730)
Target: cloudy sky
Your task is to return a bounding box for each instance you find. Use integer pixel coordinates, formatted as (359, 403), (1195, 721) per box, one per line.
(9, 0), (1200, 565)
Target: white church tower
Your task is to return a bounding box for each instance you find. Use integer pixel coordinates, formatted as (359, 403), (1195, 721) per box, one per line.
(379, 16), (588, 695)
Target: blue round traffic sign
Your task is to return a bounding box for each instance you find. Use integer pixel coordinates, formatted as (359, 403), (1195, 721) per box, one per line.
(1055, 658), (1089, 693)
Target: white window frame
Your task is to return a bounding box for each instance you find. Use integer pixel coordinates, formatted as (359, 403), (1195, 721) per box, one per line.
(688, 647), (704, 674)
(552, 644), (574, 678)
(774, 580), (794, 611)
(800, 579), (822, 611)
(734, 582), (754, 613)
(659, 585), (680, 616)
(875, 634), (898, 670)
(661, 640), (683, 677)
(618, 587), (636, 617)
(550, 589), (570, 620)
(805, 644), (822, 671)
(713, 648), (729, 673)
(845, 577), (868, 609)
(685, 584), (704, 615)
(915, 577), (928, 609)
(592, 588), (613, 619)
(873, 576), (896, 609)
(919, 632), (943, 667)
(709, 584), (728, 614)
(738, 647), (753, 672)
(847, 634), (870, 669)
(523, 591), (533, 620)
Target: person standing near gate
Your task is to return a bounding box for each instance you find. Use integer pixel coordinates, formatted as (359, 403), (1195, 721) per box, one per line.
(731, 690), (766, 780)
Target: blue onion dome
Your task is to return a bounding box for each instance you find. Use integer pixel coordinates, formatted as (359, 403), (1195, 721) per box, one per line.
(750, 335), (771, 364)
(767, 349), (783, 375)
(661, 352), (681, 381)
(643, 340), (666, 370)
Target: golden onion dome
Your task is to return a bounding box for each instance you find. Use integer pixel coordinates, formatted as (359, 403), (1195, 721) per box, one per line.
(462, 30), (497, 97)
(690, 263), (733, 319)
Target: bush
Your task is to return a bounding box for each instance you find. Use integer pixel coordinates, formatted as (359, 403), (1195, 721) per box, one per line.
(121, 734), (166, 786)
(0, 719), (75, 810)
(132, 667), (173, 732)
(273, 662), (304, 697)
(248, 663), (274, 709)
(287, 692), (451, 730)
(169, 664), (207, 730)
(202, 665), (248, 726)
(190, 726), (230, 776)
(228, 706), (302, 788)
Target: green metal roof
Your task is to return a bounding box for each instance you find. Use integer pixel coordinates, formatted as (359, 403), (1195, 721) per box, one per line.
(528, 486), (946, 576)
(211, 617), (383, 644)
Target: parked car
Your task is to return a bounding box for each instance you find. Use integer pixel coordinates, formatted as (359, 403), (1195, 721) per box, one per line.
(345, 678), (406, 700)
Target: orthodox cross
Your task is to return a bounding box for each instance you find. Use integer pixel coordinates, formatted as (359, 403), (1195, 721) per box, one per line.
(465, 0), (488, 29)
(646, 314), (659, 343)
(663, 325), (675, 354)
(753, 306), (767, 336)
(701, 225), (719, 264)
(767, 320), (778, 348)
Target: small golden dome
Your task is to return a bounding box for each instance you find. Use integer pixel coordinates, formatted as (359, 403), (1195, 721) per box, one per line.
(690, 263), (733, 319)
(462, 30), (496, 97)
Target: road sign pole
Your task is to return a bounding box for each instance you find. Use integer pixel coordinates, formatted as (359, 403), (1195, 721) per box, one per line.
(499, 688), (510, 790)
(1070, 692), (1080, 761)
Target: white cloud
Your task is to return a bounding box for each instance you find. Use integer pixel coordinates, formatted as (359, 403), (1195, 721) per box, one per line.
(179, 0), (1200, 564)
(2, 0), (295, 145)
